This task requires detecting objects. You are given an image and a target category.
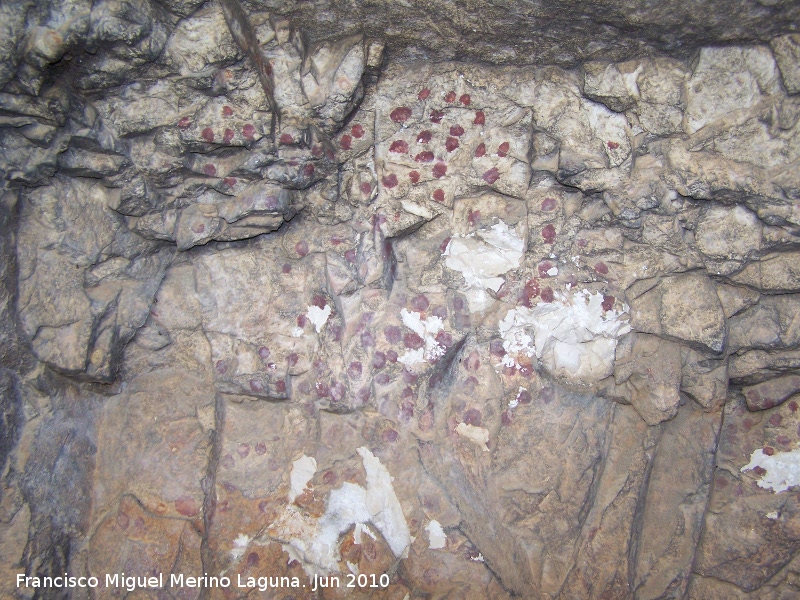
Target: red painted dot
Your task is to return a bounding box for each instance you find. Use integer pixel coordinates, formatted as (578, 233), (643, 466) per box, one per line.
(459, 94), (471, 106)
(602, 295), (615, 312)
(464, 408), (482, 426)
(242, 124), (255, 139)
(415, 150), (434, 162)
(409, 170), (420, 183)
(790, 401), (799, 413)
(594, 262), (609, 274)
(175, 497), (199, 517)
(497, 141), (510, 157)
(303, 163), (315, 177)
(201, 127), (215, 142)
(473, 111), (485, 125)
(521, 279), (540, 307)
(222, 128), (234, 143)
(390, 107), (412, 122)
(411, 294), (430, 311)
(389, 139), (409, 153)
(418, 88), (430, 101)
(430, 110), (444, 123)
(382, 173), (398, 188)
(384, 325), (402, 344)
(433, 189), (445, 202)
(475, 143), (486, 157)
(351, 123), (365, 138)
(223, 176), (237, 187)
(287, 353), (299, 367)
(541, 224), (556, 244)
(467, 209), (481, 227)
(178, 116), (191, 129)
(404, 332), (425, 349)
(482, 167), (500, 184)
(538, 261), (553, 277)
(311, 145), (323, 157)
(607, 141), (620, 150)
(540, 288), (554, 302)
(417, 130), (432, 143)
(445, 137), (459, 152)
(222, 105), (233, 116)
(344, 249), (356, 263)
(433, 162), (447, 178)
(360, 182), (372, 195)
(541, 197), (557, 211)
(203, 163), (217, 176)
(770, 414), (784, 427)
(279, 133), (293, 145)
(339, 134), (352, 150)
(295, 241), (309, 256)
(764, 446), (775, 456)
(444, 91), (456, 103)
(449, 125), (465, 137)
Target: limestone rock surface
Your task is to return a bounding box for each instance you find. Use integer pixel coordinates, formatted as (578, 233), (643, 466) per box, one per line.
(1, 1), (800, 599)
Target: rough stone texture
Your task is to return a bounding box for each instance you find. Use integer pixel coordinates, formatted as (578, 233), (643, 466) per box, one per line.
(1, 1), (800, 598)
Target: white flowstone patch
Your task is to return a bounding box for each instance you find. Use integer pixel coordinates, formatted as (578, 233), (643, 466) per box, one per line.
(306, 304), (332, 333)
(271, 447), (411, 576)
(443, 220), (524, 311)
(398, 308), (445, 365)
(231, 534), (250, 561)
(498, 289), (631, 384)
(425, 520), (446, 549)
(288, 454), (317, 502)
(742, 447), (800, 493)
(397, 347), (424, 366)
(508, 386), (525, 409)
(455, 422), (490, 451)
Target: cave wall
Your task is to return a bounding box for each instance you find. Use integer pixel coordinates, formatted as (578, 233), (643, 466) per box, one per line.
(1, 1), (800, 598)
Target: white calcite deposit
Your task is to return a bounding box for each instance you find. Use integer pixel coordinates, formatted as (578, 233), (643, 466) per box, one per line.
(455, 422), (490, 451)
(443, 220), (524, 311)
(288, 454), (317, 502)
(498, 289), (631, 384)
(270, 447), (411, 576)
(425, 520), (447, 549)
(742, 447), (800, 493)
(398, 308), (445, 365)
(306, 304), (332, 333)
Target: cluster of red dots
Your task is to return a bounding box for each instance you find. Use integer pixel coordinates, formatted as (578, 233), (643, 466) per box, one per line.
(380, 87), (515, 198)
(177, 106), (261, 178)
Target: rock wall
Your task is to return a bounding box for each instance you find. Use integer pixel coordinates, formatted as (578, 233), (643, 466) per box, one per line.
(1, 1), (800, 598)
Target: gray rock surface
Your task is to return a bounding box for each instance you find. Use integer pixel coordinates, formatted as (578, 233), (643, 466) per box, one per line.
(1, 0), (800, 598)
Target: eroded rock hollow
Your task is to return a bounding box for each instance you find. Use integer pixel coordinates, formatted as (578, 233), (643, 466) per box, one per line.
(2, 0), (800, 598)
